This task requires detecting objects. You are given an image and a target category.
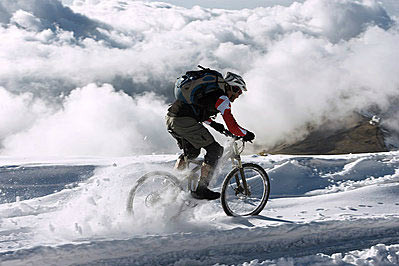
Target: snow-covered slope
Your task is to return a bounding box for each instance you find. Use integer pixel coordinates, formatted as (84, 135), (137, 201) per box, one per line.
(1, 0), (399, 157)
(1, 151), (399, 265)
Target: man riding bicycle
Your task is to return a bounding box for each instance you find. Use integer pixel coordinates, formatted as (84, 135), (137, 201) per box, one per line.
(166, 68), (255, 200)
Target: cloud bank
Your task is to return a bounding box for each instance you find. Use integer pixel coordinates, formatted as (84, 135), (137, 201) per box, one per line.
(0, 0), (398, 156)
(1, 84), (173, 156)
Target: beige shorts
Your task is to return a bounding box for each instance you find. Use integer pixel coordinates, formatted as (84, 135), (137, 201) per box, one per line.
(166, 115), (215, 149)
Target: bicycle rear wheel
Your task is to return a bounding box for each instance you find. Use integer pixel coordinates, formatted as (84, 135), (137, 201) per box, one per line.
(126, 171), (184, 221)
(221, 163), (270, 216)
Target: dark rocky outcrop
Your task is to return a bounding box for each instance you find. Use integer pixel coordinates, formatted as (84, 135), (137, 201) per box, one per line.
(263, 116), (388, 155)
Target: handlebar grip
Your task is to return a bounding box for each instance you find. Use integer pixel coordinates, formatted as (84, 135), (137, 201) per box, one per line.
(223, 130), (253, 143)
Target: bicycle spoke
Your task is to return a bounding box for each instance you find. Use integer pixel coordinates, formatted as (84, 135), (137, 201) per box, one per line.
(127, 171), (184, 221)
(221, 164), (270, 216)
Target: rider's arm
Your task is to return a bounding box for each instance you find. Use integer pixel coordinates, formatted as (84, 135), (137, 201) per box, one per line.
(204, 118), (226, 133)
(215, 95), (247, 137)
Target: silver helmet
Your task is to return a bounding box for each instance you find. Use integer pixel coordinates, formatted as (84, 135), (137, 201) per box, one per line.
(224, 72), (247, 93)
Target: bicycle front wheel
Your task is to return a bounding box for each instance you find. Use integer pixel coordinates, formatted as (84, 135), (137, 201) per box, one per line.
(126, 171), (184, 221)
(221, 163), (270, 216)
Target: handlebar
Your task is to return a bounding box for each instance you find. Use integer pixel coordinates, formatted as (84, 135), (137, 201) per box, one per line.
(222, 130), (252, 143)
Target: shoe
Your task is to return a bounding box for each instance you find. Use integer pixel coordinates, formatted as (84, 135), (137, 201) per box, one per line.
(173, 155), (187, 171)
(191, 187), (220, 200)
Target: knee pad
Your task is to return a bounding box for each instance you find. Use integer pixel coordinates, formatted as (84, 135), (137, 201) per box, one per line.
(204, 142), (224, 167)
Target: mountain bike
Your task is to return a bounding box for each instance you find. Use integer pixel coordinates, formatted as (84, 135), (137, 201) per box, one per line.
(126, 132), (270, 218)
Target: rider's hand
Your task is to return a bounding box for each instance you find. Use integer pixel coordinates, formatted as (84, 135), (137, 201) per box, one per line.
(210, 121), (226, 133)
(243, 131), (255, 142)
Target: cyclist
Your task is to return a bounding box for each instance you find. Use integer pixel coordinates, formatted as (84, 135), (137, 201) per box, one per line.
(166, 71), (255, 200)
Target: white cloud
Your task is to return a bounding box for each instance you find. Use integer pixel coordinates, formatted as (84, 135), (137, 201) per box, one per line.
(1, 84), (175, 156)
(237, 25), (399, 147)
(10, 9), (45, 31)
(0, 87), (49, 144)
(0, 0), (398, 155)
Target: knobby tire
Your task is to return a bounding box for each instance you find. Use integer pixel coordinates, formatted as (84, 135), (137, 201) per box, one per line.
(221, 163), (270, 216)
(126, 171), (183, 216)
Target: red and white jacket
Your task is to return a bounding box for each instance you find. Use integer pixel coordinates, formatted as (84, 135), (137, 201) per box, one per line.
(204, 95), (247, 137)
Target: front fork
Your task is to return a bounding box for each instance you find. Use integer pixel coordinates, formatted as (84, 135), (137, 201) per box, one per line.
(231, 144), (250, 197)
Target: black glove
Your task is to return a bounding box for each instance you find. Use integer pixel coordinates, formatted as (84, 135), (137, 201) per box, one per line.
(243, 131), (255, 142)
(210, 121), (226, 133)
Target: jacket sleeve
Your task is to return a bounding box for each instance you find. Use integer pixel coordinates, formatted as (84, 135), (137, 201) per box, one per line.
(215, 95), (247, 137)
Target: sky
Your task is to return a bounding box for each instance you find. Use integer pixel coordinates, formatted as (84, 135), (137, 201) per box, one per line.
(141, 0), (399, 15)
(0, 0), (398, 157)
(137, 0), (304, 10)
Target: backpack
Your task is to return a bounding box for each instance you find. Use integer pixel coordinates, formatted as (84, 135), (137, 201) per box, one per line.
(174, 65), (226, 105)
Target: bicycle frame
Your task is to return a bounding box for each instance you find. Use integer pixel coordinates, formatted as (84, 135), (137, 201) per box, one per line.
(184, 159), (201, 191)
(127, 136), (269, 217)
(182, 138), (250, 195)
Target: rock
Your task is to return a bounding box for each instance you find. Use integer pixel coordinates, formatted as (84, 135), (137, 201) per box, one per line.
(263, 115), (388, 155)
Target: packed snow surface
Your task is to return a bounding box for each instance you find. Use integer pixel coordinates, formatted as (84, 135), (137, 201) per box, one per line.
(1, 0), (399, 156)
(1, 151), (399, 265)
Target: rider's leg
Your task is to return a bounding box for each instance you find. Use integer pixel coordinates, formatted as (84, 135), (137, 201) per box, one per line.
(166, 115), (213, 172)
(174, 154), (187, 170)
(166, 116), (215, 149)
(174, 141), (200, 171)
(199, 141), (224, 187)
(166, 115), (222, 200)
(192, 141), (224, 200)
(166, 116), (203, 171)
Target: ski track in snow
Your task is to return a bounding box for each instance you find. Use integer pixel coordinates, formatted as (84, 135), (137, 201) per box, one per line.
(1, 152), (399, 265)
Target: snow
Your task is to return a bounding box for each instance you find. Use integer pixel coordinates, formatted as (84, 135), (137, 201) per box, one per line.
(1, 151), (399, 265)
(1, 0), (399, 264)
(1, 0), (399, 156)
